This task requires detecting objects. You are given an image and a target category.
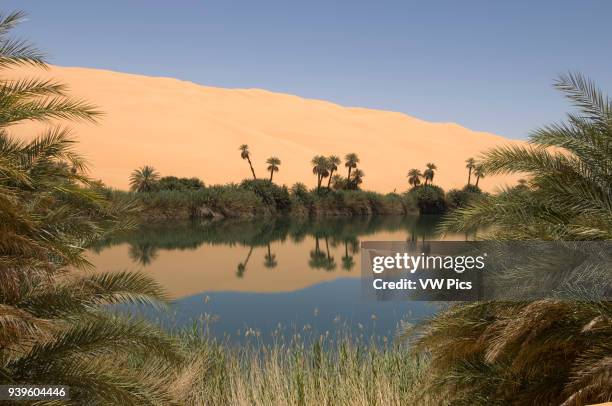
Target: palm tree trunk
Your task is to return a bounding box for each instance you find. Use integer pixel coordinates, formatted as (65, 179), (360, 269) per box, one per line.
(269, 171), (273, 182)
(327, 169), (334, 189)
(317, 173), (322, 190)
(424, 178), (428, 186)
(467, 168), (472, 186)
(475, 175), (480, 187)
(247, 157), (256, 180)
(347, 167), (352, 181)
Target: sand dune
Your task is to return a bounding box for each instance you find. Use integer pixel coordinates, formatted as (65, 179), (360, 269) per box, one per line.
(12, 65), (522, 192)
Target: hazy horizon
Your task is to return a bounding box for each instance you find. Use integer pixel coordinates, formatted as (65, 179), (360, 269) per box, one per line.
(5, 1), (612, 139)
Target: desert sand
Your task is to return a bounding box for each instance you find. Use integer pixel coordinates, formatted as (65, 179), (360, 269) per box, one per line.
(12, 65), (522, 192)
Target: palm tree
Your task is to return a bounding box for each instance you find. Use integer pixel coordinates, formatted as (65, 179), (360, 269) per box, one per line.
(407, 169), (422, 188)
(344, 152), (360, 180)
(266, 156), (281, 182)
(239, 144), (257, 179)
(473, 163), (485, 187)
(423, 162), (437, 185)
(129, 165), (160, 192)
(0, 12), (201, 403)
(465, 157), (476, 185)
(447, 75), (611, 240)
(419, 73), (612, 405)
(326, 155), (341, 188)
(311, 155), (330, 191)
(351, 168), (365, 189)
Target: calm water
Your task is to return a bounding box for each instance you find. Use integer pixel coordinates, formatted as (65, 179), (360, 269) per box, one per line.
(88, 216), (472, 342)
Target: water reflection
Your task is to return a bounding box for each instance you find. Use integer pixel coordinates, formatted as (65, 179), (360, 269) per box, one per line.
(87, 215), (477, 297)
(92, 215), (453, 271)
(342, 239), (358, 271)
(89, 215), (471, 342)
(236, 246), (253, 278)
(263, 243), (277, 269)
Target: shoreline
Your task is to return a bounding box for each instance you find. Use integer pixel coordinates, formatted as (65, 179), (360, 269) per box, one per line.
(103, 182), (481, 222)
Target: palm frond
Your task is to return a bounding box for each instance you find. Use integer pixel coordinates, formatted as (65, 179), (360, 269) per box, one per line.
(0, 11), (46, 67)
(0, 77), (66, 99)
(21, 271), (169, 318)
(0, 36), (45, 68)
(9, 314), (181, 369)
(554, 72), (611, 125)
(427, 73), (612, 404)
(0, 11), (192, 404)
(0, 96), (101, 127)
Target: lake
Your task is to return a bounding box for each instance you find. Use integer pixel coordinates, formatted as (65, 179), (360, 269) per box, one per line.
(88, 215), (473, 343)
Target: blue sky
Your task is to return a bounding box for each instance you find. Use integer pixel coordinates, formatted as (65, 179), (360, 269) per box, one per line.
(6, 1), (612, 139)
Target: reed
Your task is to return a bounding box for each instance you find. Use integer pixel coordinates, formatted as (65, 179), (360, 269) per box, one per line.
(175, 327), (431, 406)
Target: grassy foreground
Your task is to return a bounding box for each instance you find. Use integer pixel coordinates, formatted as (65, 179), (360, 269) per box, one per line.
(176, 331), (429, 406)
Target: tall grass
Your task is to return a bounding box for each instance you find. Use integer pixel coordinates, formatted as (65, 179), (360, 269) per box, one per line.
(105, 185), (418, 220)
(105, 185), (272, 220)
(176, 330), (430, 406)
(305, 190), (410, 216)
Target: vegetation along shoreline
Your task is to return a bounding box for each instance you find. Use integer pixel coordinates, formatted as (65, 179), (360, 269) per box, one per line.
(102, 151), (494, 221)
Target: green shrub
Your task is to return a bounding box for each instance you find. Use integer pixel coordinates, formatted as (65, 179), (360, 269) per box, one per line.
(406, 185), (447, 215)
(208, 184), (267, 217)
(290, 182), (314, 207)
(306, 190), (409, 216)
(137, 189), (199, 218)
(110, 179), (416, 220)
(338, 190), (371, 215)
(445, 188), (467, 209)
(157, 176), (205, 191)
(445, 185), (483, 209)
(379, 192), (411, 214)
(240, 179), (291, 212)
(331, 175), (348, 190)
(462, 184), (482, 194)
(110, 185), (268, 220)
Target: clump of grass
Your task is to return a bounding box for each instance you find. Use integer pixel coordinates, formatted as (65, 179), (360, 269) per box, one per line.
(106, 185), (271, 220)
(306, 189), (413, 217)
(105, 184), (417, 221)
(174, 323), (431, 406)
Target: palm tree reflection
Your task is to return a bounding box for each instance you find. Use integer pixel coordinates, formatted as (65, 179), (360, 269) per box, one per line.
(128, 243), (158, 266)
(341, 239), (357, 271)
(309, 236), (327, 270)
(264, 243), (277, 268)
(95, 216), (467, 276)
(236, 246), (254, 278)
(309, 235), (336, 272)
